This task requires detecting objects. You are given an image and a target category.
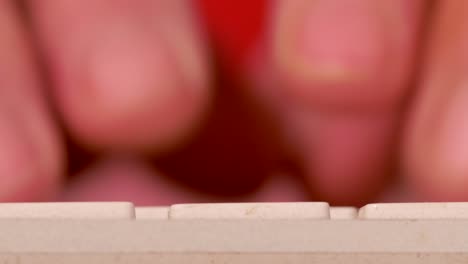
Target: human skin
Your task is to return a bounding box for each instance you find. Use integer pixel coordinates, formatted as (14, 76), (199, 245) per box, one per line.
(0, 1), (464, 205)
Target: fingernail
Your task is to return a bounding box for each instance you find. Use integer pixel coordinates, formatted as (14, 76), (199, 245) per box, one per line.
(88, 27), (181, 115)
(275, 0), (387, 84)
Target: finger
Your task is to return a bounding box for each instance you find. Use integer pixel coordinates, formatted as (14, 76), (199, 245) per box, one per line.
(260, 0), (425, 204)
(272, 0), (424, 109)
(28, 0), (211, 151)
(404, 1), (468, 201)
(0, 1), (63, 201)
(288, 113), (400, 205)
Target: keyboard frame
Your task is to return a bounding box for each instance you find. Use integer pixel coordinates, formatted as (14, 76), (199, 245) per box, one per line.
(0, 219), (467, 263)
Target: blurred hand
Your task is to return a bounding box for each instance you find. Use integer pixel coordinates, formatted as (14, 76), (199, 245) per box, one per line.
(0, 1), (461, 205)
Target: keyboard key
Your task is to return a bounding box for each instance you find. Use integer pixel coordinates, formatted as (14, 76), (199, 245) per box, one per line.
(169, 202), (330, 219)
(330, 207), (357, 219)
(135, 207), (168, 219)
(0, 202), (135, 219)
(359, 202), (468, 219)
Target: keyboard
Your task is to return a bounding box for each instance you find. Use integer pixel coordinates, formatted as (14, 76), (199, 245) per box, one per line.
(1, 202), (468, 263)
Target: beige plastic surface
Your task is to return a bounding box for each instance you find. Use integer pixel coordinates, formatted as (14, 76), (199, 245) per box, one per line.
(169, 202), (330, 219)
(0, 252), (468, 264)
(0, 202), (135, 219)
(0, 219), (468, 263)
(1, 219), (468, 252)
(330, 207), (357, 219)
(0, 253), (466, 264)
(359, 202), (468, 219)
(0, 202), (467, 263)
(135, 207), (168, 219)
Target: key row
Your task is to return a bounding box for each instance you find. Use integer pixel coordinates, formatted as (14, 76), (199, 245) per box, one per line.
(0, 202), (468, 220)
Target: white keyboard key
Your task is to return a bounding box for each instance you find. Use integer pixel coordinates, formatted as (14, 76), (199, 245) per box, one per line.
(359, 202), (468, 219)
(0, 202), (135, 219)
(135, 207), (168, 219)
(169, 202), (330, 219)
(330, 207), (357, 219)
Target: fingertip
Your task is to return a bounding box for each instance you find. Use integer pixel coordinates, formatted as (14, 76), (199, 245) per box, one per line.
(31, 1), (211, 151)
(270, 0), (422, 110)
(69, 28), (208, 150)
(296, 114), (395, 205)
